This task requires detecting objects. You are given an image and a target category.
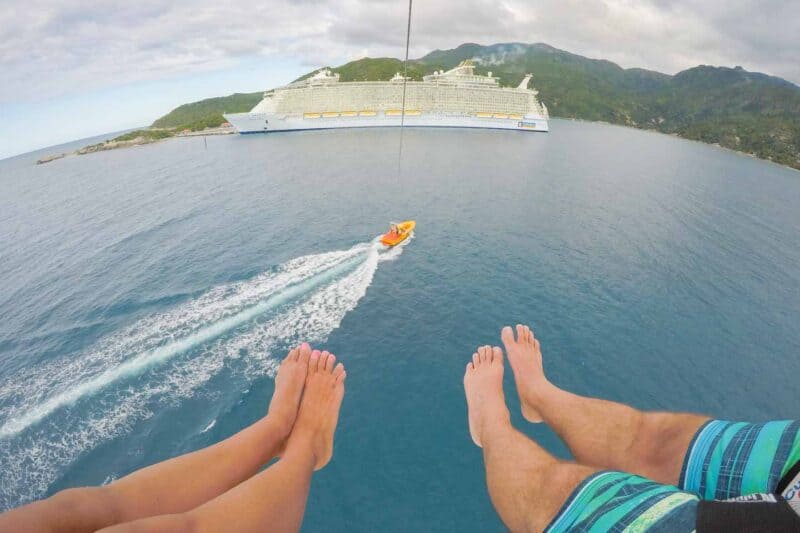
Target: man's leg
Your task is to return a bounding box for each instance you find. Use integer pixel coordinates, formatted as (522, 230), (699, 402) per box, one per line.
(0, 344), (314, 532)
(465, 345), (600, 532)
(101, 349), (346, 533)
(501, 325), (708, 485)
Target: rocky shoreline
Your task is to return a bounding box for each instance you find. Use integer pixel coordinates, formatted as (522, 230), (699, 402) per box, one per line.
(36, 125), (235, 164)
(36, 153), (67, 164)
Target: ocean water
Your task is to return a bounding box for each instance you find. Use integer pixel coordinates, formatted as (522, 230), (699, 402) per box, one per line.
(1, 120), (799, 530)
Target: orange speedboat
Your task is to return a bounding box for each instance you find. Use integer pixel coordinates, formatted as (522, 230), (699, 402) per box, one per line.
(380, 220), (416, 246)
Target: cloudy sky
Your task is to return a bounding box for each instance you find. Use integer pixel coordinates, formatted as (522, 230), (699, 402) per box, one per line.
(1, 0), (798, 159)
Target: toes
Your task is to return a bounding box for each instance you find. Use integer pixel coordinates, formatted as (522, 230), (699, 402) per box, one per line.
(318, 351), (330, 372)
(333, 363), (346, 385)
(516, 324), (525, 343)
(484, 345), (493, 362)
(298, 343), (312, 364)
(480, 345), (491, 363)
(465, 361), (474, 373)
(491, 346), (503, 364)
(286, 347), (298, 362)
(309, 350), (321, 372)
(472, 352), (480, 367)
(324, 352), (336, 373)
(501, 326), (515, 347)
(333, 362), (345, 377)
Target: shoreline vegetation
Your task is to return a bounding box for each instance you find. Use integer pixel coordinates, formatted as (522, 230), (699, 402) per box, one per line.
(40, 42), (799, 171)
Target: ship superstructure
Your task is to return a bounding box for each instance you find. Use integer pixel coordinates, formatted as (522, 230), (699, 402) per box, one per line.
(224, 60), (549, 134)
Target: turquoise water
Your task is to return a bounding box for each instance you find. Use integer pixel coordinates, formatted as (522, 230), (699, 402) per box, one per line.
(1, 121), (799, 530)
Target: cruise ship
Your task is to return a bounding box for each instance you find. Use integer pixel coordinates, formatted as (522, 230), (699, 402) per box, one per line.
(224, 60), (549, 134)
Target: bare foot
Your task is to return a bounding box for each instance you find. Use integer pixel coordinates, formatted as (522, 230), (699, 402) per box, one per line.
(501, 325), (548, 422)
(267, 343), (312, 435)
(463, 345), (510, 447)
(285, 349), (346, 470)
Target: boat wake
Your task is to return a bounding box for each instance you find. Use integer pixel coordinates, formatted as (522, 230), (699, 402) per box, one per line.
(0, 236), (410, 509)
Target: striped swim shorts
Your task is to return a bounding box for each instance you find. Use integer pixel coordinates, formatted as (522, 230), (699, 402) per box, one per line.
(545, 420), (800, 532)
(680, 420), (800, 499)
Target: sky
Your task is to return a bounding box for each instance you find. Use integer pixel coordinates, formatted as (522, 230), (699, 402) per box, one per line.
(1, 0), (798, 159)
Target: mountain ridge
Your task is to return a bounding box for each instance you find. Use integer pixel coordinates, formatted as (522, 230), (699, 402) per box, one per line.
(150, 42), (800, 170)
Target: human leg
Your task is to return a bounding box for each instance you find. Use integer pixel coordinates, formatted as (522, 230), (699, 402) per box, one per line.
(465, 344), (600, 531)
(0, 344), (313, 532)
(502, 325), (708, 485)
(101, 349), (346, 533)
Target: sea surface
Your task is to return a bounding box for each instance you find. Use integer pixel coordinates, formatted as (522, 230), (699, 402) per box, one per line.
(1, 121), (799, 530)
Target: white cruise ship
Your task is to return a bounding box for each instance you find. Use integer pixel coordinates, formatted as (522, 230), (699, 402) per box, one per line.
(224, 60), (549, 134)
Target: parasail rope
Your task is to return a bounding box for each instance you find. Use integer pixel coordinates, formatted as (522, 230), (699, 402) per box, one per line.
(396, 0), (413, 184)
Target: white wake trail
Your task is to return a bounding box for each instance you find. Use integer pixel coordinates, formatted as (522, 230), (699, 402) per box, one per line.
(0, 237), (408, 510)
(0, 246), (365, 438)
(0, 244), (370, 412)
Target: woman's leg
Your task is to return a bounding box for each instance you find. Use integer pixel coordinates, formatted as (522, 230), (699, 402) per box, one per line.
(102, 350), (346, 533)
(0, 344), (313, 532)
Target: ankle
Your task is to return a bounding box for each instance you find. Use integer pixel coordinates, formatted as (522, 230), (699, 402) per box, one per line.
(521, 378), (558, 407)
(264, 411), (295, 438)
(283, 428), (320, 463)
(480, 405), (511, 430)
(285, 424), (316, 449)
(478, 413), (513, 445)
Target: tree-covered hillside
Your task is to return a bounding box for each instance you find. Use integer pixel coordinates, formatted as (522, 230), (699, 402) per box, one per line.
(294, 57), (440, 83)
(151, 92), (262, 130)
(419, 43), (799, 168)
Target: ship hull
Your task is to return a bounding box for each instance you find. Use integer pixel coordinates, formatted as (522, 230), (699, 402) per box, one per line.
(223, 112), (549, 134)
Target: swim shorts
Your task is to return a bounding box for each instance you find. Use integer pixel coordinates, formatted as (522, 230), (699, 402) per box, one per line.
(544, 471), (699, 532)
(545, 420), (800, 532)
(679, 420), (800, 499)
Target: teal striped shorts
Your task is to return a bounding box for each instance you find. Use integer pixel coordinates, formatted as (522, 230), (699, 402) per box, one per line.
(680, 420), (800, 500)
(545, 420), (800, 532)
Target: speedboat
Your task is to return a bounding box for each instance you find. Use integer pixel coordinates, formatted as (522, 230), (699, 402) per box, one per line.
(380, 220), (416, 246)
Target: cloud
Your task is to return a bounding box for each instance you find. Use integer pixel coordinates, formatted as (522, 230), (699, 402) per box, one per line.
(0, 0), (797, 104)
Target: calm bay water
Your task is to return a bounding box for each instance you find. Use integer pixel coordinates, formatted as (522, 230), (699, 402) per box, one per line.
(1, 120), (799, 530)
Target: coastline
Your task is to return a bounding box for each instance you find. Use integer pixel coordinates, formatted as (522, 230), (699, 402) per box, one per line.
(558, 117), (800, 174)
(36, 125), (235, 165)
(33, 119), (798, 174)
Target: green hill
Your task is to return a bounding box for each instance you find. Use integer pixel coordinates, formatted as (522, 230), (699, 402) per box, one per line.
(151, 92), (263, 130)
(150, 42), (800, 170)
(294, 57), (437, 83)
(418, 43), (800, 168)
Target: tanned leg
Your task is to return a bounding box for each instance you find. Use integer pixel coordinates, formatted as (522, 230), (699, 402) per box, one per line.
(502, 325), (709, 485)
(0, 344), (313, 533)
(102, 349), (346, 533)
(465, 345), (599, 532)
